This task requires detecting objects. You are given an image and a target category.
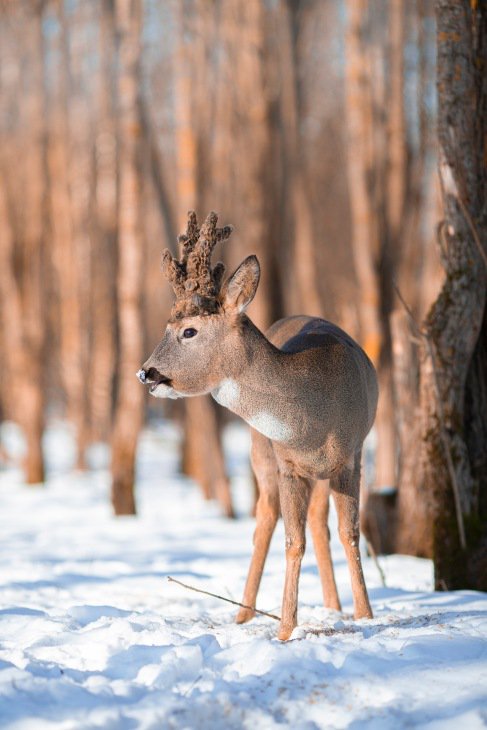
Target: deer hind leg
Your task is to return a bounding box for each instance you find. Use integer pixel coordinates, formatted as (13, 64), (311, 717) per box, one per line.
(308, 480), (342, 612)
(331, 450), (373, 620)
(277, 465), (312, 641)
(236, 431), (279, 624)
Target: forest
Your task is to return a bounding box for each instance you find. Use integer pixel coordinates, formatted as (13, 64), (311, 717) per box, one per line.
(1, 0), (486, 586)
(0, 0), (486, 726)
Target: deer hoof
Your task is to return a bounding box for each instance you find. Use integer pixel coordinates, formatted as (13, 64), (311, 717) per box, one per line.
(236, 607), (255, 624)
(354, 605), (373, 620)
(325, 599), (342, 612)
(277, 623), (295, 641)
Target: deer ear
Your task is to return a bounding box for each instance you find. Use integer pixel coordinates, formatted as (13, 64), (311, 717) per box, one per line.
(222, 255), (260, 313)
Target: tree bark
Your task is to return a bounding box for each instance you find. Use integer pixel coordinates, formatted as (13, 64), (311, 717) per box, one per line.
(111, 0), (144, 516)
(420, 0), (486, 589)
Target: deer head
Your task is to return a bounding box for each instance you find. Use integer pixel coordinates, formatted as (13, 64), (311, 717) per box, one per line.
(137, 211), (260, 398)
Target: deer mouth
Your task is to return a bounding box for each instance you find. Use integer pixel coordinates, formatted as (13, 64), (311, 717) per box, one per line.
(149, 375), (172, 393)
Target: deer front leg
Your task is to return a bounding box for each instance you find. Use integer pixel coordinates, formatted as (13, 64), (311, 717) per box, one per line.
(308, 480), (342, 612)
(331, 451), (373, 620)
(278, 468), (311, 641)
(236, 432), (279, 624)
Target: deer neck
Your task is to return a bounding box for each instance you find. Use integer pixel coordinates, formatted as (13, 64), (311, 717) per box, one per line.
(211, 317), (294, 443)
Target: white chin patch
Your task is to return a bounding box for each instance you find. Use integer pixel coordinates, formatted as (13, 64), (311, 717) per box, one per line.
(150, 384), (181, 400)
(211, 378), (241, 409)
(248, 412), (292, 442)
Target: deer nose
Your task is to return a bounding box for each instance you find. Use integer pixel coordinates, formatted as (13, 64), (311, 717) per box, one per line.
(136, 369), (147, 383)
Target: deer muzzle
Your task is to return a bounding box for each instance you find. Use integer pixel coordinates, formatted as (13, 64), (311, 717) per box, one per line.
(136, 368), (172, 391)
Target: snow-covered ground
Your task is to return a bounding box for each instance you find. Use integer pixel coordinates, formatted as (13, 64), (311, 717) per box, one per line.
(0, 420), (486, 730)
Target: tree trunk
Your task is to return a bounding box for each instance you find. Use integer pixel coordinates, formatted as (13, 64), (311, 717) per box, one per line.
(25, 7), (47, 482)
(0, 177), (26, 428)
(277, 0), (322, 318)
(388, 2), (439, 558)
(90, 0), (117, 444)
(0, 5), (48, 484)
(48, 3), (85, 462)
(391, 309), (431, 556)
(344, 0), (396, 490)
(111, 0), (144, 516)
(224, 0), (277, 331)
(67, 1), (95, 466)
(174, 1), (234, 517)
(420, 0), (486, 589)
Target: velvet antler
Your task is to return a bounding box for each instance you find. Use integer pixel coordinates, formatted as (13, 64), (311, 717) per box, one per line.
(162, 211), (233, 318)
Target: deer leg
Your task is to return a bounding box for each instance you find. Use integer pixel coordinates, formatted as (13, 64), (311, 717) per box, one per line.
(278, 468), (311, 641)
(236, 432), (279, 624)
(308, 480), (342, 612)
(331, 451), (373, 620)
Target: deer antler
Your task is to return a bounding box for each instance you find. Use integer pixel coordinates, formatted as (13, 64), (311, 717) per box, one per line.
(162, 211), (233, 317)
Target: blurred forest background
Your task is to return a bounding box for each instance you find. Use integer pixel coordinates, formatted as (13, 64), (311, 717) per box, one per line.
(0, 0), (485, 589)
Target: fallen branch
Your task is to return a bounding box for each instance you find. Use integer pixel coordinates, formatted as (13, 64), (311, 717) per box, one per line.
(167, 576), (281, 621)
(365, 538), (387, 588)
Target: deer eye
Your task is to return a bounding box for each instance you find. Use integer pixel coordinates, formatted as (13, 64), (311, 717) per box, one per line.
(182, 327), (197, 339)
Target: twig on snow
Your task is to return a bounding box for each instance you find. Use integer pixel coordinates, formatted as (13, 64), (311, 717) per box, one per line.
(167, 576), (281, 621)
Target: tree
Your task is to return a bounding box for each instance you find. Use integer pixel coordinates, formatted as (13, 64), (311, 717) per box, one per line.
(89, 0), (118, 445)
(173, 0), (234, 518)
(275, 0), (322, 318)
(344, 0), (396, 490)
(420, 0), (486, 589)
(0, 2), (47, 484)
(111, 0), (145, 515)
(48, 1), (86, 466)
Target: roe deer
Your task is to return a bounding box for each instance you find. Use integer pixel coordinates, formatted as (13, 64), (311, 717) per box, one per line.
(138, 211), (378, 640)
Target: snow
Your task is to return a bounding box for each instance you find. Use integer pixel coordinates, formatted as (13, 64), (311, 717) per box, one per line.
(0, 420), (486, 730)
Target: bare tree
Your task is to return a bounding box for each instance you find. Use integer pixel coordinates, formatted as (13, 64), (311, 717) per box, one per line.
(219, 0), (278, 331)
(48, 2), (85, 464)
(89, 0), (118, 444)
(420, 0), (487, 589)
(174, 1), (234, 517)
(0, 3), (47, 484)
(275, 0), (322, 317)
(391, 0), (439, 557)
(111, 0), (145, 515)
(344, 0), (396, 490)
